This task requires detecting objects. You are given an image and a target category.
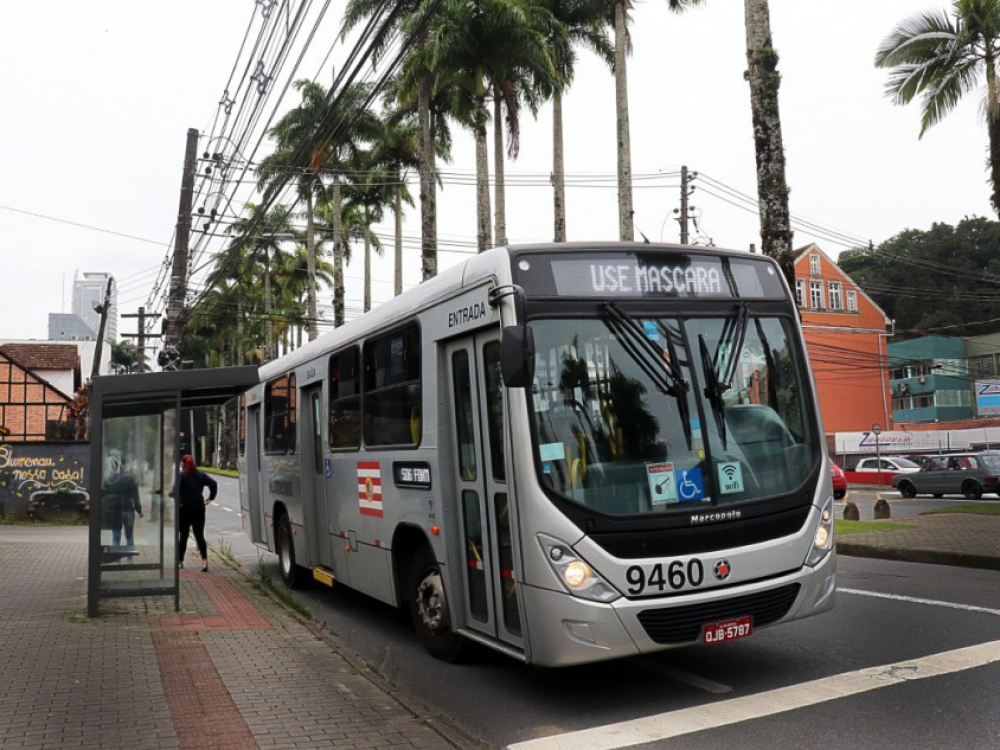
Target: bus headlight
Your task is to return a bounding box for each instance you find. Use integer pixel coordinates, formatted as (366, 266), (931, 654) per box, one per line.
(538, 534), (621, 603)
(805, 498), (834, 567)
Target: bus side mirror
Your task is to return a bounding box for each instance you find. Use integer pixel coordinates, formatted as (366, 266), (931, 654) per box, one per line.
(501, 326), (534, 388)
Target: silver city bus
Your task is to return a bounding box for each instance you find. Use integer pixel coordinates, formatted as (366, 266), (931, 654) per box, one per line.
(238, 242), (835, 667)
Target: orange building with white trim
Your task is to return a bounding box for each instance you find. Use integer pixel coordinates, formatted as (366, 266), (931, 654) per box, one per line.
(793, 244), (893, 438)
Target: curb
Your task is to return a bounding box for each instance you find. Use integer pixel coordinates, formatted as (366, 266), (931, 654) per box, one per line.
(837, 542), (1000, 572)
(215, 551), (488, 750)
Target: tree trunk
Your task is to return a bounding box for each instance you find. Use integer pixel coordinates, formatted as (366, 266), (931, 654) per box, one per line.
(237, 297), (244, 366)
(305, 183), (318, 340)
(394, 179), (403, 296)
(475, 95), (493, 253)
(419, 76), (438, 280)
(552, 87), (567, 242)
(745, 0), (794, 288)
(331, 177), (345, 327)
(986, 49), (1000, 218)
(264, 252), (273, 362)
(614, 1), (634, 242)
(493, 89), (507, 246)
(364, 206), (372, 312)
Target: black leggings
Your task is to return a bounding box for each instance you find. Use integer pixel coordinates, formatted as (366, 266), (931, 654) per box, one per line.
(178, 505), (207, 562)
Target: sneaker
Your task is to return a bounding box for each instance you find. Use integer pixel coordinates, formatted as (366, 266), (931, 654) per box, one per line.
(200, 560), (208, 572)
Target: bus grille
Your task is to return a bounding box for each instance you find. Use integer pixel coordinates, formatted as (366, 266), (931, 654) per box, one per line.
(636, 583), (801, 645)
(590, 506), (810, 559)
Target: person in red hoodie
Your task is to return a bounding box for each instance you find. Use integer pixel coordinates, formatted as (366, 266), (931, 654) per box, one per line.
(173, 454), (218, 572)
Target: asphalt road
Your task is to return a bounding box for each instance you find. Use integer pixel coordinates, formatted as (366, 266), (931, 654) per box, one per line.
(205, 477), (1000, 750)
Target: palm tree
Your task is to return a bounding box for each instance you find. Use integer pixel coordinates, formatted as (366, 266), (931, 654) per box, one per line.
(412, 0), (556, 253)
(108, 339), (139, 374)
(344, 0), (442, 281)
(608, 0), (704, 241)
(541, 0), (613, 242)
(370, 101), (420, 295)
(258, 80), (335, 342)
(489, 4), (560, 247)
(876, 0), (1000, 219)
(218, 203), (297, 362)
(744, 0), (794, 286)
(343, 149), (394, 312)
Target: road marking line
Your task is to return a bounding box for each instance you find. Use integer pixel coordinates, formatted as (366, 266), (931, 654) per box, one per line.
(506, 640), (1000, 750)
(839, 587), (1000, 617)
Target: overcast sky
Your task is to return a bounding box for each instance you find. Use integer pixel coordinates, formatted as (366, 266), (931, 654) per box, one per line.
(1, 1), (991, 347)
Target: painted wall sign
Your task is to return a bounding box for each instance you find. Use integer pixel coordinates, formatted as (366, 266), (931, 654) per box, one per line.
(0, 443), (89, 518)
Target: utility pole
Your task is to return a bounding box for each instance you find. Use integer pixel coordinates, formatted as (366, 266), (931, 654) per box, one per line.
(90, 278), (113, 381)
(121, 307), (161, 373)
(674, 165), (698, 245)
(161, 127), (199, 371)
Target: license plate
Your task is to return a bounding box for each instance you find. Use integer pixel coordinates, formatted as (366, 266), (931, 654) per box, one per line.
(702, 616), (753, 645)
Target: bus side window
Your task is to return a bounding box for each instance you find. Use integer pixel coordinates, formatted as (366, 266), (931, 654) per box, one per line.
(363, 324), (421, 448)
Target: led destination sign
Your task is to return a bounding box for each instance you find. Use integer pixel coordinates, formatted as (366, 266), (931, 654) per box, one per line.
(514, 252), (783, 300)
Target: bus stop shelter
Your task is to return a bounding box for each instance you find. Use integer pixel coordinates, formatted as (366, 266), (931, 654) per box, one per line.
(86, 366), (258, 617)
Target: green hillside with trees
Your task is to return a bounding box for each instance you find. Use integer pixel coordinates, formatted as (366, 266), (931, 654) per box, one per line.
(837, 217), (1000, 339)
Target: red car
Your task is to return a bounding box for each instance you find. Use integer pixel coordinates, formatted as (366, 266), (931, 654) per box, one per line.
(830, 461), (847, 500)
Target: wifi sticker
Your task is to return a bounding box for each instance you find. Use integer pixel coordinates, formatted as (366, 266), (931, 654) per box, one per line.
(717, 462), (744, 494)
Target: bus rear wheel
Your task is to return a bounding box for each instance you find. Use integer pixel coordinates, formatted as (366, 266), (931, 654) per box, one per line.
(409, 546), (466, 662)
(276, 512), (305, 589)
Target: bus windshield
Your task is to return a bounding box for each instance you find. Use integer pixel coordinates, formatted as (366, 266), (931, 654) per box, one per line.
(527, 313), (818, 515)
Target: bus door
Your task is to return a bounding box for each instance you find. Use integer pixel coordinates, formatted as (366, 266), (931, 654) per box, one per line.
(301, 384), (332, 570)
(243, 404), (265, 545)
(446, 332), (523, 649)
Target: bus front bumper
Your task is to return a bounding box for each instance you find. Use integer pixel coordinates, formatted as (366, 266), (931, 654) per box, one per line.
(521, 551), (836, 667)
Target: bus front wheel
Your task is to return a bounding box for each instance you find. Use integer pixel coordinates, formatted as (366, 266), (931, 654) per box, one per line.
(276, 513), (305, 589)
(408, 546), (466, 662)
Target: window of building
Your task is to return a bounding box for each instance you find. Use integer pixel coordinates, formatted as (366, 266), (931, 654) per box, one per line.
(828, 281), (843, 310)
(846, 290), (857, 312)
(794, 279), (805, 307)
(329, 348), (361, 450)
(809, 281), (823, 309)
(970, 355), (997, 379)
(264, 374), (296, 454)
(934, 390), (971, 407)
(892, 398), (909, 411)
(913, 395), (933, 409)
(809, 254), (820, 276)
(364, 323), (421, 448)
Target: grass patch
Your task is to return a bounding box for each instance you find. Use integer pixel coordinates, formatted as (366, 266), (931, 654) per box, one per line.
(922, 503), (1000, 516)
(836, 519), (914, 535)
(214, 536), (238, 567)
(250, 555), (311, 620)
(203, 467), (239, 478)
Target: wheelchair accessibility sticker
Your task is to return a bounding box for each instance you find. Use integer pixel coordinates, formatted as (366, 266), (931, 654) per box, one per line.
(677, 467), (705, 502)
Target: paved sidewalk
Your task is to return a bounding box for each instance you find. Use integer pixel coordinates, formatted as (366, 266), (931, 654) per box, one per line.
(0, 526), (481, 750)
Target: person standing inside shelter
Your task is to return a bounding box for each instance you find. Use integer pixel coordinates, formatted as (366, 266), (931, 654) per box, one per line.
(102, 454), (142, 548)
(173, 454), (217, 572)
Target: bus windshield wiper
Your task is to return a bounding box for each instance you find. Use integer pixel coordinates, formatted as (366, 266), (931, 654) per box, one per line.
(601, 302), (692, 449)
(699, 302), (750, 449)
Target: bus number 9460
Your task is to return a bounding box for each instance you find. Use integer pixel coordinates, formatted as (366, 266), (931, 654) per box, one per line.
(625, 559), (704, 595)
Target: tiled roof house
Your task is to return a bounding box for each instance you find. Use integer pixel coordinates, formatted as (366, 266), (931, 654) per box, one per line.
(0, 344), (80, 442)
(793, 244), (893, 437)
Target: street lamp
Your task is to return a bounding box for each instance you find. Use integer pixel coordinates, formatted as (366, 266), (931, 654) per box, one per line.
(872, 423), (882, 484)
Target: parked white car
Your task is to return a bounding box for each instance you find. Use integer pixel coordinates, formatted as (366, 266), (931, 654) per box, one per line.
(854, 457), (921, 474)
